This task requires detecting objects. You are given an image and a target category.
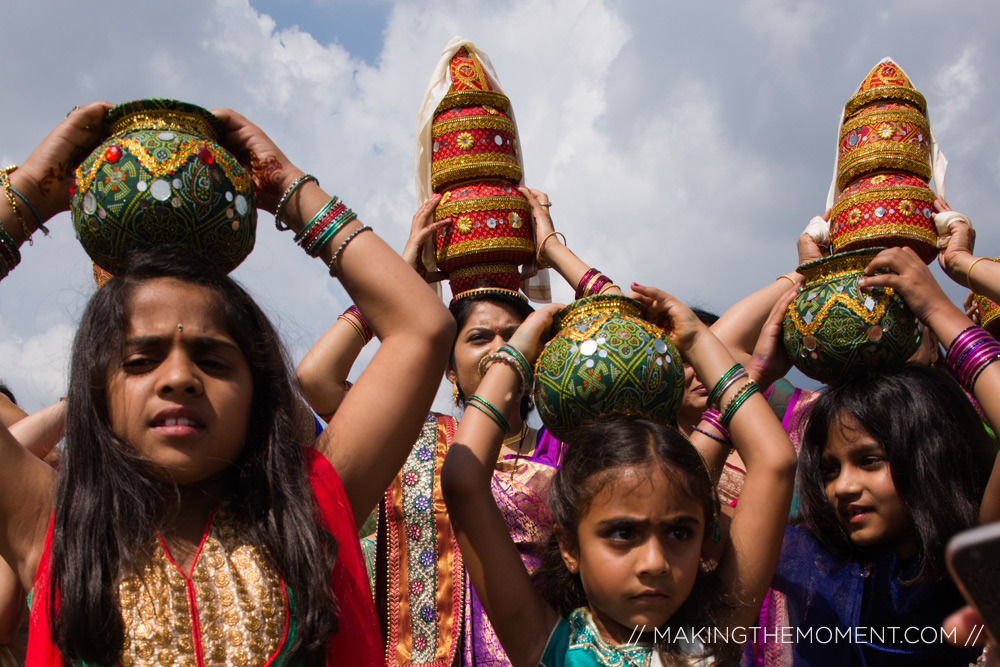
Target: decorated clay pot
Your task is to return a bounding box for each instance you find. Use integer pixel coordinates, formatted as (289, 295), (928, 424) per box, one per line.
(837, 103), (931, 190)
(830, 173), (937, 263)
(783, 248), (921, 384)
(533, 294), (686, 439)
(431, 105), (521, 192)
(434, 181), (533, 273)
(71, 99), (256, 274)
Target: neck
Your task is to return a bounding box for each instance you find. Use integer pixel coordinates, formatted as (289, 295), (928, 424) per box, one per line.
(161, 472), (232, 570)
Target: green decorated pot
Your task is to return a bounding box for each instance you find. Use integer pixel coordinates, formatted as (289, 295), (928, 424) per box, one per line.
(533, 294), (686, 439)
(71, 99), (256, 274)
(783, 248), (921, 384)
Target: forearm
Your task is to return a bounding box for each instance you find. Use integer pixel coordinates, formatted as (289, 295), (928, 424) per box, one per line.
(711, 272), (801, 355)
(295, 320), (366, 417)
(8, 400), (66, 459)
(946, 251), (1000, 305)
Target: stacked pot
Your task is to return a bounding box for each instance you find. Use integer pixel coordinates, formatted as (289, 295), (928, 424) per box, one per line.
(428, 47), (534, 299)
(829, 60), (938, 263)
(783, 60), (934, 384)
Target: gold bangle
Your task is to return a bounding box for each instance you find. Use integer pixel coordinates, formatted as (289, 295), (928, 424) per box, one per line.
(536, 231), (566, 267)
(337, 315), (369, 345)
(598, 282), (618, 294)
(967, 257), (989, 289)
(0, 168), (30, 246)
(776, 274), (796, 286)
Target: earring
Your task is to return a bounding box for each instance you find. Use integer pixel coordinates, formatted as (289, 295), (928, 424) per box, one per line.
(451, 379), (461, 404)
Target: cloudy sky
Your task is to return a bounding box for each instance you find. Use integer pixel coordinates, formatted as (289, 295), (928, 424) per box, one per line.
(1, 0), (998, 412)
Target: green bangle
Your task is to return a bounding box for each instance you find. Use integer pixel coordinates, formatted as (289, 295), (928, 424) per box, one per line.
(294, 196), (339, 243)
(308, 209), (357, 257)
(466, 394), (511, 433)
(707, 363), (745, 409)
(720, 379), (760, 429)
(499, 344), (533, 384)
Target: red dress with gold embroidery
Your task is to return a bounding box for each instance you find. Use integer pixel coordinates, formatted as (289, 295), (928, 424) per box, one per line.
(25, 448), (383, 666)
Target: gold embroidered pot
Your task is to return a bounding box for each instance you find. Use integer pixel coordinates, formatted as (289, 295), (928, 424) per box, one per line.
(533, 294), (686, 439)
(72, 99), (256, 275)
(783, 248), (921, 384)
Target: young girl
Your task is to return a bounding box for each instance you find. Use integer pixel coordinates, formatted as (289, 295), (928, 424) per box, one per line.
(0, 103), (455, 665)
(441, 286), (798, 666)
(757, 246), (999, 666)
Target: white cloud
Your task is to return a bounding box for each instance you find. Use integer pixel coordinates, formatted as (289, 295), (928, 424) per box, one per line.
(2, 0), (1000, 411)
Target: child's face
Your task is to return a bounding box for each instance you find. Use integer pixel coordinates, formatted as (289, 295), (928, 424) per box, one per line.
(106, 278), (253, 486)
(560, 463), (705, 645)
(822, 413), (916, 556)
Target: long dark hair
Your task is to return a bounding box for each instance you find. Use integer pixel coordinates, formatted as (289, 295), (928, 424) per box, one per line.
(448, 288), (534, 421)
(532, 417), (740, 666)
(798, 364), (994, 585)
(50, 247), (339, 665)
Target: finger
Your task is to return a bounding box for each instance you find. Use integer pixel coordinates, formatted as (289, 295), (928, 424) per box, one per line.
(412, 218), (451, 243)
(629, 282), (673, 302)
(767, 284), (802, 324)
(822, 207), (832, 222)
(935, 197), (953, 213)
(862, 246), (919, 276)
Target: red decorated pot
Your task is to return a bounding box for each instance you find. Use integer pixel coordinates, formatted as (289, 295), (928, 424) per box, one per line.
(844, 60), (927, 120)
(831, 173), (937, 263)
(837, 103), (931, 190)
(430, 105), (521, 192)
(434, 182), (533, 273)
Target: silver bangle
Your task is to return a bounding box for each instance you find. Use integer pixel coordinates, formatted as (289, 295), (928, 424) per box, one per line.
(274, 173), (318, 231)
(327, 225), (373, 278)
(478, 351), (529, 397)
(711, 369), (749, 410)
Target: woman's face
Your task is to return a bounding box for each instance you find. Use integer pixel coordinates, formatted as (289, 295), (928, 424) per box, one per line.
(450, 300), (525, 398)
(677, 363), (708, 426)
(106, 277), (254, 485)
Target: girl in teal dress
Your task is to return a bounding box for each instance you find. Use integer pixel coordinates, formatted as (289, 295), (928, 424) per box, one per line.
(441, 286), (798, 667)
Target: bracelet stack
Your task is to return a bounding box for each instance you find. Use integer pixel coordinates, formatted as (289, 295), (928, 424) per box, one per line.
(338, 305), (374, 345)
(478, 343), (534, 396)
(947, 325), (1000, 392)
(294, 196), (358, 257)
(0, 167), (33, 245)
(576, 268), (615, 299)
(720, 378), (760, 428)
(0, 222), (21, 280)
(274, 173), (318, 231)
(707, 363), (747, 410)
(467, 394), (510, 433)
(694, 408), (731, 445)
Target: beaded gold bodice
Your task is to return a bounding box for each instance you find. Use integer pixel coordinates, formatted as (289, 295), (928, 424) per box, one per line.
(117, 507), (288, 667)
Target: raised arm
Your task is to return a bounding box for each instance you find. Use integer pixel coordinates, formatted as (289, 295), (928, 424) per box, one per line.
(216, 110), (455, 526)
(294, 196), (449, 419)
(630, 284), (798, 630)
(520, 187), (623, 297)
(441, 304), (563, 667)
(935, 199), (1000, 308)
(710, 228), (822, 358)
(860, 247), (1000, 525)
(0, 103), (108, 588)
